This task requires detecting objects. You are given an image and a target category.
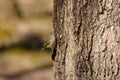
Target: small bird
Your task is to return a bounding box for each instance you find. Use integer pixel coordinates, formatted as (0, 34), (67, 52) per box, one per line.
(41, 31), (56, 60)
(41, 31), (55, 51)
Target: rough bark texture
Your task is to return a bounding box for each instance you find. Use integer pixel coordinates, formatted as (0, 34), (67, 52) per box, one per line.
(53, 0), (120, 80)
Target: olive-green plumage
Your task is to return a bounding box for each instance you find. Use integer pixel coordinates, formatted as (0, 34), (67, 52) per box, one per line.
(41, 32), (55, 51)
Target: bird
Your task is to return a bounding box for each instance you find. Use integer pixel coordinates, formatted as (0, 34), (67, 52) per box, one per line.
(41, 31), (55, 51)
(41, 31), (56, 60)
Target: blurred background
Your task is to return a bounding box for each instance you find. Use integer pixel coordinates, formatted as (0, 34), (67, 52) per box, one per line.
(0, 0), (53, 80)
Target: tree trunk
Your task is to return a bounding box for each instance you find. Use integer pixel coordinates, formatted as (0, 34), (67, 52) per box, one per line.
(53, 0), (120, 80)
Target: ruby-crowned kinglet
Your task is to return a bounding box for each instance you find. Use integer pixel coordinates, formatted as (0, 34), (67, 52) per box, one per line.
(41, 32), (55, 51)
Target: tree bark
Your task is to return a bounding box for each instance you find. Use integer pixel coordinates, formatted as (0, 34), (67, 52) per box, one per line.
(53, 0), (120, 80)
